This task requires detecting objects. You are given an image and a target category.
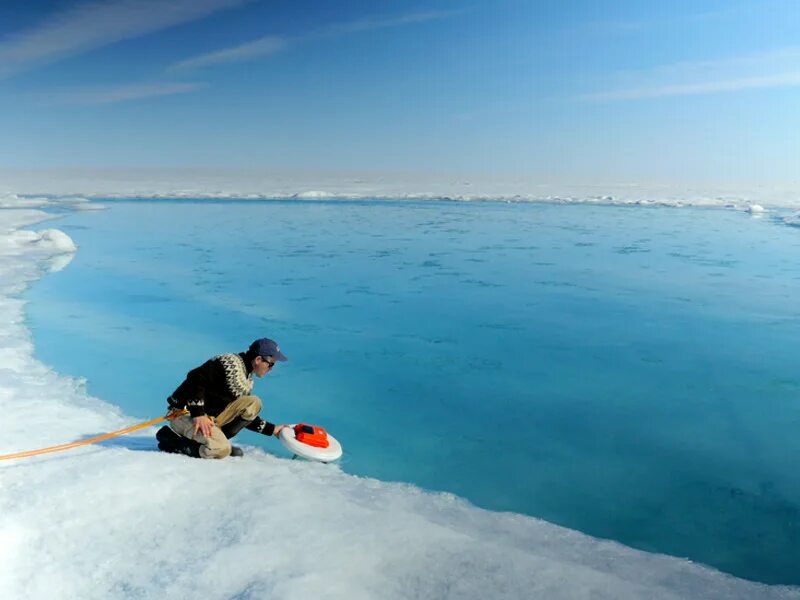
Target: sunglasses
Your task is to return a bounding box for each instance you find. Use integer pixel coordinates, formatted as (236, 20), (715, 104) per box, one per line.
(261, 357), (276, 368)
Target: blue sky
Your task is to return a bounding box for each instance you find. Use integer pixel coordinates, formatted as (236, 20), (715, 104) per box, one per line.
(0, 0), (798, 183)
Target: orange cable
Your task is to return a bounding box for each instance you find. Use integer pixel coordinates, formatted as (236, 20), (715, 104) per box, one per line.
(0, 409), (185, 462)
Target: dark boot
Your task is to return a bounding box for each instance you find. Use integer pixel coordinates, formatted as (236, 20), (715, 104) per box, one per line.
(221, 417), (252, 439)
(221, 417), (251, 457)
(156, 426), (201, 458)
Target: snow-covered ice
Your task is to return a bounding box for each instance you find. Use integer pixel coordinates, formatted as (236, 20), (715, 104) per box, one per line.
(2, 167), (800, 210)
(1, 203), (799, 600)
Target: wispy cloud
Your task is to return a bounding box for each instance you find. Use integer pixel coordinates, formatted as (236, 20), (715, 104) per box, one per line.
(47, 81), (205, 105)
(587, 72), (800, 101)
(322, 10), (461, 36)
(170, 10), (460, 71)
(583, 47), (800, 101)
(171, 36), (287, 70)
(574, 4), (750, 37)
(0, 0), (249, 79)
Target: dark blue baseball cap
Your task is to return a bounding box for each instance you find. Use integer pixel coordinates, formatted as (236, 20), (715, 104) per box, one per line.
(249, 338), (288, 362)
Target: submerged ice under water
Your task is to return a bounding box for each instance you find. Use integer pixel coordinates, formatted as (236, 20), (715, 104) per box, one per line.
(25, 199), (800, 585)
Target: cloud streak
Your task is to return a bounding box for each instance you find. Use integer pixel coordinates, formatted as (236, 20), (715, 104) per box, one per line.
(0, 0), (248, 79)
(321, 10), (462, 36)
(170, 10), (459, 71)
(586, 72), (800, 101)
(583, 47), (800, 101)
(171, 36), (287, 70)
(47, 81), (205, 105)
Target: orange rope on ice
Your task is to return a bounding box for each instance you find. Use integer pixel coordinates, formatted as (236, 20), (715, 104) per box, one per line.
(0, 409), (186, 462)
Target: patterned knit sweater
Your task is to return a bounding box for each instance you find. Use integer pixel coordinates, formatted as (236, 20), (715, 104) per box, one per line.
(169, 352), (276, 435)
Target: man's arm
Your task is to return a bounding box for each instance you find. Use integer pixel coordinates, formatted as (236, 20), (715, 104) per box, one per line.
(246, 417), (287, 437)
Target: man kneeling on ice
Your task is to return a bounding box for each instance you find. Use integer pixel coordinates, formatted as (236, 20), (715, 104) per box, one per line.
(156, 337), (289, 459)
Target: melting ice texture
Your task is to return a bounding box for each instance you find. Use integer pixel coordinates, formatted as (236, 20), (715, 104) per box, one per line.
(1, 203), (800, 599)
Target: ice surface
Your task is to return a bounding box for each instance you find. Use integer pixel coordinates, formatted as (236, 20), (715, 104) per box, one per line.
(0, 194), (52, 208)
(2, 203), (800, 599)
(0, 193), (92, 209)
(2, 167), (800, 209)
(784, 211), (800, 227)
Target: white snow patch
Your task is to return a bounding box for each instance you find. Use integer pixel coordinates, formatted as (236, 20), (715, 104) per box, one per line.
(292, 190), (334, 199)
(72, 202), (107, 211)
(0, 207), (799, 599)
(36, 228), (78, 252)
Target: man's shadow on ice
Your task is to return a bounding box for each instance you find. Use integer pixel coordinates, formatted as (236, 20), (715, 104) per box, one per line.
(94, 435), (159, 452)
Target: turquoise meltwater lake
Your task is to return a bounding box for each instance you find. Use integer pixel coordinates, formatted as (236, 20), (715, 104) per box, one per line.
(25, 199), (800, 584)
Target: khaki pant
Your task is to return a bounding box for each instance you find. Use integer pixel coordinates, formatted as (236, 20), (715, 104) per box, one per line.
(170, 395), (262, 459)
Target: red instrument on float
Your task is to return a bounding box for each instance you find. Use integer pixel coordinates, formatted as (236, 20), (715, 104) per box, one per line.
(293, 423), (330, 448)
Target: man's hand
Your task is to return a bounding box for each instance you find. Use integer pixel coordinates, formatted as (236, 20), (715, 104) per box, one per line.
(273, 424), (289, 437)
(193, 415), (214, 438)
